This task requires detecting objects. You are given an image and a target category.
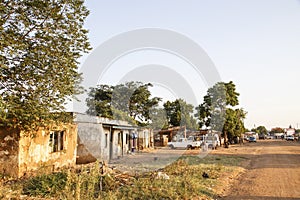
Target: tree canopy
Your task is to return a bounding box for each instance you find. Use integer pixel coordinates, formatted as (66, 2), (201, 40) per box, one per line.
(253, 126), (268, 135)
(195, 81), (246, 144)
(0, 0), (91, 131)
(163, 99), (198, 130)
(86, 82), (161, 126)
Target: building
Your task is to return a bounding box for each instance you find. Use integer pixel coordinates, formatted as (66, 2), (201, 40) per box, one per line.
(0, 123), (77, 178)
(75, 113), (153, 164)
(285, 128), (295, 136)
(0, 113), (155, 177)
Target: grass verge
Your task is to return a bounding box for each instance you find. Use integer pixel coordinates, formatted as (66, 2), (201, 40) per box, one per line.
(0, 155), (247, 199)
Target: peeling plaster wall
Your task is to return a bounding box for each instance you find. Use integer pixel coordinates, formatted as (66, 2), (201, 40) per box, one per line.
(18, 124), (77, 177)
(76, 122), (110, 164)
(0, 128), (19, 177)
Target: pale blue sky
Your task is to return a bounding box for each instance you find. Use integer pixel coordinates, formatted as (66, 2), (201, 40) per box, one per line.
(81, 0), (300, 130)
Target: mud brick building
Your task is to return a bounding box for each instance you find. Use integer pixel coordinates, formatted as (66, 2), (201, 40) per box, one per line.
(0, 123), (77, 178)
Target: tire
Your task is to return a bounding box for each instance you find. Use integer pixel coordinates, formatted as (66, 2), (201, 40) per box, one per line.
(170, 144), (175, 149)
(187, 145), (192, 150)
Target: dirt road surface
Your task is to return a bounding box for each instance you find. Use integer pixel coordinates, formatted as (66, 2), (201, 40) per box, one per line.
(221, 140), (300, 200)
(109, 140), (300, 199)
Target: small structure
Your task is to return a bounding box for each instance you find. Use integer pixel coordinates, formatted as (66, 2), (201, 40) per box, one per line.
(0, 123), (77, 178)
(155, 126), (185, 147)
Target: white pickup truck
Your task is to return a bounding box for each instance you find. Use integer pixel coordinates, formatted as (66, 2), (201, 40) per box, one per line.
(168, 136), (201, 149)
(204, 134), (220, 150)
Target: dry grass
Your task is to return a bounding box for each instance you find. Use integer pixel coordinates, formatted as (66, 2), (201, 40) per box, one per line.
(0, 155), (247, 200)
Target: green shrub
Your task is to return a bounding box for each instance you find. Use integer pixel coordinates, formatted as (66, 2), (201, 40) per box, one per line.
(22, 172), (67, 197)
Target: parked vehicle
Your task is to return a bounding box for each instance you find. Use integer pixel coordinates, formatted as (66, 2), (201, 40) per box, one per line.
(168, 136), (201, 149)
(286, 135), (295, 141)
(248, 136), (256, 142)
(204, 134), (220, 149)
(259, 134), (266, 140)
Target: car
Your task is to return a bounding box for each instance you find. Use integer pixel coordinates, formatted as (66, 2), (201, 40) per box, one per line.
(286, 135), (294, 141)
(248, 136), (256, 142)
(258, 134), (266, 140)
(167, 137), (201, 149)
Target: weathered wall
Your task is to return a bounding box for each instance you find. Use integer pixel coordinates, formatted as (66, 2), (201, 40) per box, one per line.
(0, 128), (19, 177)
(18, 124), (77, 177)
(76, 122), (111, 164)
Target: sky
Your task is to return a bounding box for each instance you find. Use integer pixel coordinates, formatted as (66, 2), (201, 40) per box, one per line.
(79, 0), (300, 130)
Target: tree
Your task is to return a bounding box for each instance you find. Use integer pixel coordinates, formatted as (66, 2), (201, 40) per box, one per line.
(86, 82), (161, 126)
(148, 107), (168, 130)
(86, 85), (114, 118)
(224, 108), (246, 142)
(256, 126), (268, 135)
(0, 0), (91, 131)
(195, 81), (245, 146)
(163, 99), (198, 130)
(128, 83), (161, 123)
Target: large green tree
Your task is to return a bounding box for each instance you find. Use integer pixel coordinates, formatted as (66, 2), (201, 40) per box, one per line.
(163, 99), (198, 130)
(0, 0), (91, 131)
(86, 85), (114, 118)
(195, 81), (245, 146)
(224, 108), (246, 142)
(86, 82), (161, 126)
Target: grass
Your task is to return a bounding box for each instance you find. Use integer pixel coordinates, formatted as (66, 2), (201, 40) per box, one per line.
(0, 155), (247, 200)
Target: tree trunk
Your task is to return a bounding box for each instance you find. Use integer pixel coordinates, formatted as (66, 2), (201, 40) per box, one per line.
(224, 131), (229, 148)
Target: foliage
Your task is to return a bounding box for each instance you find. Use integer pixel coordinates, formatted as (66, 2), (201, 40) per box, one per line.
(86, 85), (113, 118)
(195, 81), (240, 131)
(196, 81), (246, 143)
(195, 82), (227, 131)
(0, 0), (91, 131)
(148, 107), (169, 130)
(22, 172), (67, 197)
(163, 99), (198, 130)
(254, 126), (268, 135)
(86, 82), (161, 126)
(223, 108), (246, 141)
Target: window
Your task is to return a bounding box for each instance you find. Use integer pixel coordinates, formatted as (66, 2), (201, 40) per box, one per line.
(49, 131), (65, 153)
(105, 134), (108, 148)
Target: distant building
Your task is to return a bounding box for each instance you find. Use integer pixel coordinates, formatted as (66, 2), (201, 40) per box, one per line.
(285, 128), (295, 136)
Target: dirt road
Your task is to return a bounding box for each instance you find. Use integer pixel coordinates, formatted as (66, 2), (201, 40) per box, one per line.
(222, 140), (300, 200)
(109, 140), (300, 199)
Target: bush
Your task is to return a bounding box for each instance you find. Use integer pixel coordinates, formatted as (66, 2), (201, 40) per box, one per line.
(22, 172), (67, 197)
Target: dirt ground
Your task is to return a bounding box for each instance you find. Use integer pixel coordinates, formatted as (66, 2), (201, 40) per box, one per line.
(110, 139), (300, 199)
(219, 140), (300, 200)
